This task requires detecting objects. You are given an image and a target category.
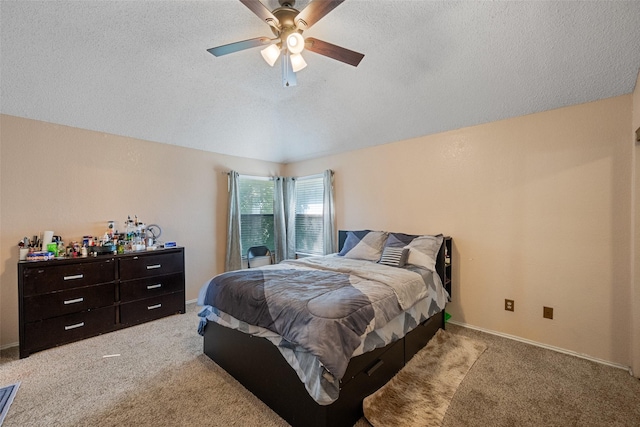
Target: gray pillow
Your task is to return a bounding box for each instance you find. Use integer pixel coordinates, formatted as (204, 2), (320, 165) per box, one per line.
(405, 234), (443, 271)
(338, 230), (389, 261)
(383, 232), (419, 248)
(378, 246), (409, 267)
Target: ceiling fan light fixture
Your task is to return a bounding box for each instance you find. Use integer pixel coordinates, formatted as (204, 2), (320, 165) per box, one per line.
(290, 53), (307, 72)
(207, 0), (365, 86)
(286, 32), (305, 54)
(261, 44), (281, 67)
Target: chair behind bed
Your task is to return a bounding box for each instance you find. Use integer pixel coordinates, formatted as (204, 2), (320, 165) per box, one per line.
(247, 245), (272, 268)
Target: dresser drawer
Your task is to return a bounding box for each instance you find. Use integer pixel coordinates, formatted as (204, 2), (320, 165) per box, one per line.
(119, 273), (184, 303)
(23, 306), (116, 353)
(22, 259), (116, 296)
(23, 282), (115, 323)
(118, 251), (183, 281)
(120, 291), (185, 326)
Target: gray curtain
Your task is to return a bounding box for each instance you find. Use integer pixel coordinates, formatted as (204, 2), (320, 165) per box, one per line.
(273, 177), (285, 263)
(225, 171), (242, 271)
(284, 177), (296, 259)
(274, 176), (297, 262)
(322, 169), (336, 254)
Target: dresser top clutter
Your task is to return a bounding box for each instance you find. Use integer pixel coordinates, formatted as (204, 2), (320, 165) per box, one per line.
(18, 216), (172, 262)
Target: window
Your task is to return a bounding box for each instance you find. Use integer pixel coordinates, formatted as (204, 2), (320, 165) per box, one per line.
(295, 175), (324, 255)
(239, 176), (274, 256)
(234, 172), (331, 260)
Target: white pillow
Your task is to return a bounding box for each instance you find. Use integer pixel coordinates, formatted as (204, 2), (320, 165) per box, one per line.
(405, 235), (443, 271)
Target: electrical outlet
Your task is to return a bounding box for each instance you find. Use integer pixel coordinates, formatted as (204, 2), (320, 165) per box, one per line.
(505, 299), (514, 312)
(543, 306), (553, 319)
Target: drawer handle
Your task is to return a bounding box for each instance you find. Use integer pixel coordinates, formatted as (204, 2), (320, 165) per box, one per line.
(64, 274), (84, 281)
(148, 304), (162, 310)
(63, 297), (84, 305)
(147, 284), (162, 290)
(64, 322), (85, 331)
(366, 360), (384, 376)
(146, 264), (161, 270)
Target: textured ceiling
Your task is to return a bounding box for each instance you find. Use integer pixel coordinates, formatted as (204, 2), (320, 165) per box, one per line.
(2, 1), (640, 164)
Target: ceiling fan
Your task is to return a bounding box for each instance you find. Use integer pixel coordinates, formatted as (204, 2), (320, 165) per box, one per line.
(207, 0), (364, 87)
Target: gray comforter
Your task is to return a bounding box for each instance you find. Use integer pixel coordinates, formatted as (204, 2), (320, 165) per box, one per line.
(199, 256), (434, 380)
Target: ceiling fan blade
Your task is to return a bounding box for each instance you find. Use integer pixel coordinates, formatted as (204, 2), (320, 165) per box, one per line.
(295, 0), (345, 30)
(207, 37), (272, 57)
(239, 0), (280, 30)
(305, 37), (364, 67)
(282, 50), (297, 87)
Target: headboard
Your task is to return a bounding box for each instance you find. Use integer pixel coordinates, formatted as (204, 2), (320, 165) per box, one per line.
(337, 230), (451, 297)
(338, 230), (350, 252)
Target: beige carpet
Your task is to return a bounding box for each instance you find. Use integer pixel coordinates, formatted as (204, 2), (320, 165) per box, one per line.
(0, 304), (288, 427)
(363, 329), (486, 427)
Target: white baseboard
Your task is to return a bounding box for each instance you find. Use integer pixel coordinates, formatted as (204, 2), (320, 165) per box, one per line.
(186, 298), (197, 305)
(448, 320), (634, 376)
(1, 341), (19, 351)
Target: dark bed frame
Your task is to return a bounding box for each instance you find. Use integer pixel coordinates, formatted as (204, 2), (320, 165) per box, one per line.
(202, 231), (450, 427)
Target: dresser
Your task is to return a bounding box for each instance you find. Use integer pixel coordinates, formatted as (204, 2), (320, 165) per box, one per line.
(18, 247), (185, 358)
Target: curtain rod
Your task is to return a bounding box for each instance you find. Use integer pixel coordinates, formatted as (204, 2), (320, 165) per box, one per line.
(221, 170), (332, 179)
(221, 171), (273, 180)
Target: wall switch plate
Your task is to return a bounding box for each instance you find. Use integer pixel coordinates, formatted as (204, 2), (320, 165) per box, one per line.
(543, 306), (553, 319)
(505, 299), (514, 312)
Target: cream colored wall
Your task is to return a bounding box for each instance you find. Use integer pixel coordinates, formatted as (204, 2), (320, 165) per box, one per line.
(632, 69), (640, 377)
(285, 95), (634, 368)
(0, 114), (281, 348)
(2, 94), (636, 370)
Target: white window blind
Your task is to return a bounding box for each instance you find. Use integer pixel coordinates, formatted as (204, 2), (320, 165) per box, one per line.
(239, 176), (274, 255)
(295, 176), (324, 255)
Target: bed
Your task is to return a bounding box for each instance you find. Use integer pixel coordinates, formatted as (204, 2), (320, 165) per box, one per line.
(197, 230), (452, 427)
